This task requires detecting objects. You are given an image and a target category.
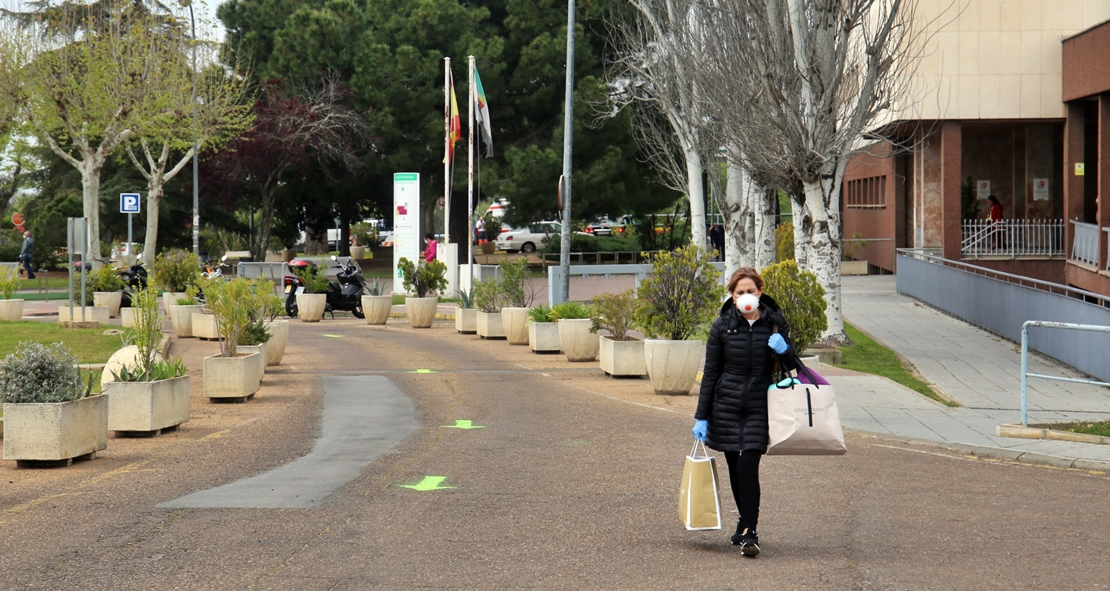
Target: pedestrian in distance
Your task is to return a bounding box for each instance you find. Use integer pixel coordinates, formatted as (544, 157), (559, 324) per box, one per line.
(710, 223), (725, 260)
(692, 267), (797, 558)
(423, 233), (438, 263)
(19, 230), (35, 280)
(475, 217), (486, 244)
(987, 195), (1004, 249)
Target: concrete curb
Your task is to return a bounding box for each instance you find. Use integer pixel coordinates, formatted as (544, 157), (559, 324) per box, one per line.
(849, 429), (1110, 473)
(996, 423), (1110, 445)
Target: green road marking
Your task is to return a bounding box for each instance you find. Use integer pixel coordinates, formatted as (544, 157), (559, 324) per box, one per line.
(397, 476), (455, 491)
(410, 369), (437, 374)
(443, 420), (485, 429)
(323, 334), (344, 338)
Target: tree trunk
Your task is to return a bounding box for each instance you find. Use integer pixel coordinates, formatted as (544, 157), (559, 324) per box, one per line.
(144, 184), (163, 260)
(791, 196), (809, 270)
(80, 161), (104, 261)
(257, 189), (276, 263)
(755, 186), (777, 270)
(800, 158), (847, 345)
(722, 159), (745, 279)
(684, 146), (707, 250)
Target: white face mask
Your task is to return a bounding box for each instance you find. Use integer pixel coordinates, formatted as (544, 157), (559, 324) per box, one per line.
(736, 293), (760, 314)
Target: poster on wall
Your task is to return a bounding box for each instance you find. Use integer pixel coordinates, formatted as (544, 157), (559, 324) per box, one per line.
(393, 172), (420, 293)
(1033, 178), (1050, 201)
(976, 180), (991, 200)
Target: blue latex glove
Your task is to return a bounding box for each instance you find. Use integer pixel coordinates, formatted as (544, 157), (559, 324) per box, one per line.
(692, 420), (708, 442)
(768, 333), (788, 354)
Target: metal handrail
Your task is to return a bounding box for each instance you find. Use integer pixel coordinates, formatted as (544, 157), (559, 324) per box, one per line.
(1020, 321), (1110, 426)
(1070, 220), (1099, 266)
(896, 248), (1110, 308)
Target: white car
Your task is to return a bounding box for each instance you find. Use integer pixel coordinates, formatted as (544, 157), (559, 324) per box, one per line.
(496, 221), (562, 253)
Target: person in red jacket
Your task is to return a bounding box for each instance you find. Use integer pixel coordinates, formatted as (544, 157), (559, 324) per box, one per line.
(987, 195), (1003, 249)
(423, 233), (438, 262)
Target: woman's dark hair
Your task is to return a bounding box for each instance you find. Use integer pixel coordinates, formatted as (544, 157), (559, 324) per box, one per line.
(727, 267), (763, 294)
(987, 195), (1000, 206)
(425, 233), (434, 240)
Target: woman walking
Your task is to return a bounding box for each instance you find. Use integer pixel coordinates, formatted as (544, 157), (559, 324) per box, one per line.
(692, 267), (797, 557)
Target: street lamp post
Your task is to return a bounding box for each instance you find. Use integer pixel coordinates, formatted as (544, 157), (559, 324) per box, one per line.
(180, 0), (199, 257)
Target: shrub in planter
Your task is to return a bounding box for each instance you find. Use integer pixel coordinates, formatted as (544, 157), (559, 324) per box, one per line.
(498, 258), (533, 308)
(454, 286), (477, 333)
(527, 304), (560, 352)
(760, 260), (827, 353)
(201, 278), (261, 399)
(0, 342), (94, 404)
(0, 265), (23, 321)
(398, 257), (448, 297)
(553, 301), (596, 361)
(589, 289), (636, 341)
(473, 277), (501, 313)
(153, 248), (201, 293)
(633, 244), (724, 341)
(351, 221), (379, 247)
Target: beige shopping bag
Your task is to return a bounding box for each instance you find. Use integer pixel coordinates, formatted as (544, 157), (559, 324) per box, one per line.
(678, 440), (722, 530)
(767, 380), (848, 456)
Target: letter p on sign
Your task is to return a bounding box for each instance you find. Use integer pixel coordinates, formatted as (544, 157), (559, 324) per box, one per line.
(120, 193), (141, 214)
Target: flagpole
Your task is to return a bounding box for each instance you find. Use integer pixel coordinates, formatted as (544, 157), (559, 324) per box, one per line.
(444, 57), (451, 246)
(467, 55), (476, 286)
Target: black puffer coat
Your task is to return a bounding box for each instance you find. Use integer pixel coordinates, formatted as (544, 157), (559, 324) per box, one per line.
(695, 294), (797, 453)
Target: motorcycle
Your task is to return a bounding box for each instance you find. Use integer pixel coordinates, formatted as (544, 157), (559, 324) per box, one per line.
(283, 256), (368, 319)
(119, 255), (148, 307)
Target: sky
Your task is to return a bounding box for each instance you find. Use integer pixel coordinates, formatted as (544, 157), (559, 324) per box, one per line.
(0, 0), (226, 42)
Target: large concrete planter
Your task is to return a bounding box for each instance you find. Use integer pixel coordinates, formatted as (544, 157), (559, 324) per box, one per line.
(58, 305), (110, 326)
(265, 320), (289, 366)
(476, 311), (506, 339)
(93, 291), (123, 318)
(192, 313), (220, 340)
(238, 344), (267, 388)
(120, 307), (135, 328)
(529, 322), (561, 353)
(3, 395), (108, 464)
(351, 245), (367, 259)
(643, 339), (703, 395)
(455, 308), (477, 333)
(501, 307), (530, 345)
(558, 319), (598, 362)
(296, 293), (327, 322)
(363, 295), (393, 325)
(841, 260), (869, 276)
(168, 304), (203, 337)
(202, 353), (261, 400)
(406, 297), (438, 328)
(0, 299), (24, 321)
(162, 292), (187, 311)
(104, 376), (190, 434)
(600, 336), (647, 377)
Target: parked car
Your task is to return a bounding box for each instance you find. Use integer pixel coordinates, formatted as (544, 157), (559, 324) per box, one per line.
(496, 221), (562, 253)
(584, 215), (633, 236)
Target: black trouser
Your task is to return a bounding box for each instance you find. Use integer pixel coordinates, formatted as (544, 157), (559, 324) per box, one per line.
(724, 450), (763, 532)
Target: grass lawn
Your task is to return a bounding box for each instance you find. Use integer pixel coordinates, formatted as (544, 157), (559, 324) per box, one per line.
(0, 321), (124, 364)
(1051, 421), (1110, 438)
(19, 276), (71, 290)
(833, 322), (958, 407)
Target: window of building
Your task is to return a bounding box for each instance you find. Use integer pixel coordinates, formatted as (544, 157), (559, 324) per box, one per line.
(845, 175), (887, 208)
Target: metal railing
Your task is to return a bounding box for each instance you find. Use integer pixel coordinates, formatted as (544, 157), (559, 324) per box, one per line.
(539, 251), (651, 266)
(1020, 321), (1110, 426)
(1105, 228), (1110, 271)
(1070, 220), (1099, 267)
(897, 249), (1110, 384)
(961, 219), (1064, 258)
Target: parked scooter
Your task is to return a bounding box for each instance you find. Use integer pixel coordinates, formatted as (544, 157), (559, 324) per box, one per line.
(283, 256), (368, 319)
(119, 254), (148, 307)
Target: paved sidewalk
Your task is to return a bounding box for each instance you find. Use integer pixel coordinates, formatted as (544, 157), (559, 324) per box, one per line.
(836, 275), (1110, 468)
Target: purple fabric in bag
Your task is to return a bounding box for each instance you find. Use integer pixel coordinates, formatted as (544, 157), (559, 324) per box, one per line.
(796, 366), (831, 386)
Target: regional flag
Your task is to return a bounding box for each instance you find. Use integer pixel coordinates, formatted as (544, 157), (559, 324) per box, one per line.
(447, 71), (461, 165)
(474, 66), (494, 158)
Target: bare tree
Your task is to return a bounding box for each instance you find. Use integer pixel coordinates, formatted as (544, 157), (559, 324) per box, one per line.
(608, 0), (713, 250)
(688, 0), (922, 343)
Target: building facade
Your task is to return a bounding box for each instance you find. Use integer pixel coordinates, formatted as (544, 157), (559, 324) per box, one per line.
(843, 0), (1110, 295)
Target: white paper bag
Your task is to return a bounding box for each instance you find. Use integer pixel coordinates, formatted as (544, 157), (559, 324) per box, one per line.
(767, 381), (847, 456)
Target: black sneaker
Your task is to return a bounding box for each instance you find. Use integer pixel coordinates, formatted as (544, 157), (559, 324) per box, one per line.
(740, 530), (760, 557)
(730, 520), (744, 545)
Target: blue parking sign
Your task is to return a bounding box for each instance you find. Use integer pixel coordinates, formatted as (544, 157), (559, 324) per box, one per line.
(120, 193), (141, 214)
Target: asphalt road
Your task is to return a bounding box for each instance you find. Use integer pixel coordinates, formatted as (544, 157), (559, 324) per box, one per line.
(2, 319), (1109, 590)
